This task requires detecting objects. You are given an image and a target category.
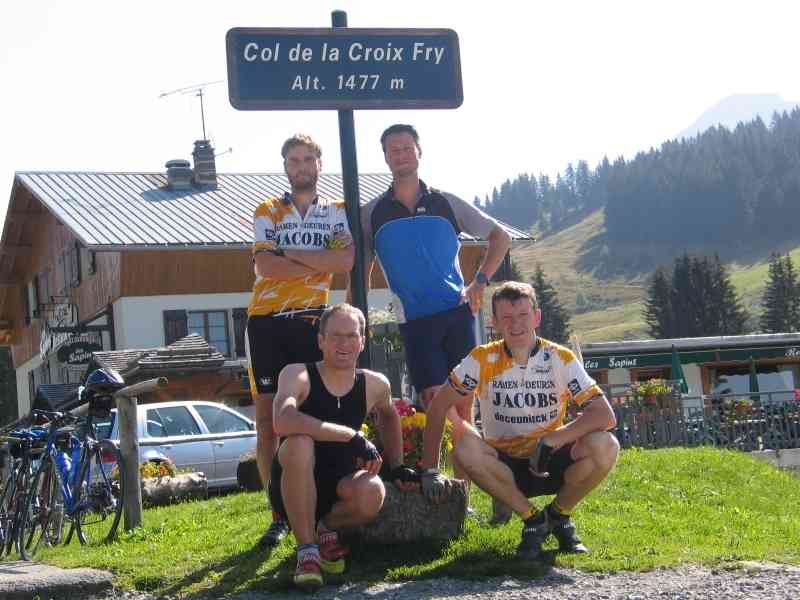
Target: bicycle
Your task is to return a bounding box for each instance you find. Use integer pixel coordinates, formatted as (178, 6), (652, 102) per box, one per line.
(18, 369), (128, 560)
(0, 425), (49, 557)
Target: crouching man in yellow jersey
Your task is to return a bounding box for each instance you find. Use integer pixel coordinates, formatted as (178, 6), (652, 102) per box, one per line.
(419, 281), (620, 560)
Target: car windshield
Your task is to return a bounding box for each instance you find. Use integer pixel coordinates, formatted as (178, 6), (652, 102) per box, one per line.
(195, 405), (251, 434)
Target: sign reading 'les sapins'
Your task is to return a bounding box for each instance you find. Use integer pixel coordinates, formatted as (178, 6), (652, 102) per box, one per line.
(56, 341), (102, 365)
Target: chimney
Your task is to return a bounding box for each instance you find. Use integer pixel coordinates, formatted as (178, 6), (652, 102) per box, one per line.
(192, 140), (217, 187)
(165, 159), (193, 190)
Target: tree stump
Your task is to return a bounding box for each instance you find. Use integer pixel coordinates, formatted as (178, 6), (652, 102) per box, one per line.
(357, 478), (467, 544)
(237, 453), (263, 491)
(141, 472), (208, 507)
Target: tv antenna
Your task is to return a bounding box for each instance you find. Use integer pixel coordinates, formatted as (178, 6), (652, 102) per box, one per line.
(159, 80), (224, 141)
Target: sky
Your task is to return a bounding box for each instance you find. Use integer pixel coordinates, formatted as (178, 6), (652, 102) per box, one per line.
(2, 0), (800, 225)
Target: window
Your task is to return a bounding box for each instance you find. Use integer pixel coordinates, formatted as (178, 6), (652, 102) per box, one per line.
(66, 243), (81, 288)
(630, 367), (670, 383)
(35, 269), (51, 318)
(164, 310), (188, 345)
(195, 405), (251, 434)
(233, 308), (247, 358)
(188, 310), (230, 356)
(709, 363), (798, 403)
(80, 246), (96, 278)
(146, 406), (201, 437)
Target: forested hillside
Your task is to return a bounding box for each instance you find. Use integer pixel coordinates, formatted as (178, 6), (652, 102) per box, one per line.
(481, 109), (800, 275)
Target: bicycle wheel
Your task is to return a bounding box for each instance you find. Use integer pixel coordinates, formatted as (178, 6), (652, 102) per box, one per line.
(18, 456), (59, 560)
(75, 440), (124, 545)
(0, 468), (14, 558)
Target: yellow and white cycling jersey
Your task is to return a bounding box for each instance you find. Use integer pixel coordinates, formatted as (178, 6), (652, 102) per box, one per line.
(247, 194), (350, 317)
(448, 338), (602, 459)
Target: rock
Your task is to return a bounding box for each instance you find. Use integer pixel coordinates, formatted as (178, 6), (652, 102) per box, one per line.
(357, 478), (467, 544)
(141, 472), (208, 507)
(237, 452), (263, 491)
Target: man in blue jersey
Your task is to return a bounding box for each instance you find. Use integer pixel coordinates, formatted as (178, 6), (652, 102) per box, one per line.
(359, 124), (512, 417)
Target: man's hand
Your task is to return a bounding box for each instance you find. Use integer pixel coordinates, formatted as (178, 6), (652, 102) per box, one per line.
(420, 469), (451, 504)
(388, 465), (420, 492)
(463, 278), (487, 315)
(528, 438), (555, 478)
(328, 232), (353, 249)
(347, 432), (383, 475)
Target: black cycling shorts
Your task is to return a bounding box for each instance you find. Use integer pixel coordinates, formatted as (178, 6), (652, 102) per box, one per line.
(246, 309), (323, 394)
(498, 443), (576, 497)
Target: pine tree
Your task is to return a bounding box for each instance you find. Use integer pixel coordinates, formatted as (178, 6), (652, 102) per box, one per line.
(784, 254), (800, 330)
(646, 254), (749, 338)
(709, 255), (749, 335)
(760, 253), (800, 332)
(531, 265), (571, 344)
(643, 267), (673, 338)
(761, 252), (788, 332)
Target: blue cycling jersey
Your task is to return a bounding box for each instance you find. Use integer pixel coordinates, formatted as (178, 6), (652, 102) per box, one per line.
(361, 181), (498, 323)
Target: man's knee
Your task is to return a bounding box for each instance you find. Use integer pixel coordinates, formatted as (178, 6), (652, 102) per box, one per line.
(452, 431), (487, 472)
(278, 434), (315, 469)
(348, 475), (385, 520)
(581, 431), (620, 472)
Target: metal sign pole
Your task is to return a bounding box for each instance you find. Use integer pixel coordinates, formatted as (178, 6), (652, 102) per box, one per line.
(226, 18), (463, 370)
(332, 9), (370, 369)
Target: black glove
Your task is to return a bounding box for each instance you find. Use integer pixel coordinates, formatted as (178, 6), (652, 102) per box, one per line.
(420, 469), (451, 503)
(528, 438), (555, 477)
(388, 465), (420, 485)
(347, 432), (381, 462)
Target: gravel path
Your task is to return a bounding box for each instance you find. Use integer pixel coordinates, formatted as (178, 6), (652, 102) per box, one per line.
(83, 562), (800, 600)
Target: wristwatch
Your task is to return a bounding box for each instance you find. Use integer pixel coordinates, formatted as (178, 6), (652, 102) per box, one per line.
(475, 272), (489, 286)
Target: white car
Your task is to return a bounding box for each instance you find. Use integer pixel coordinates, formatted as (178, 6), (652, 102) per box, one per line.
(95, 400), (257, 490)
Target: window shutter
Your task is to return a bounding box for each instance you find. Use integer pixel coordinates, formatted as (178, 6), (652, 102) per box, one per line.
(21, 284), (31, 326)
(163, 310), (188, 345)
(233, 308), (248, 358)
(70, 242), (81, 288)
(32, 277), (41, 319)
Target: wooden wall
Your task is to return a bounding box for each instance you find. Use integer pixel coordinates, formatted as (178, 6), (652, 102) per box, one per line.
(4, 188), (122, 369)
(121, 244), (486, 296)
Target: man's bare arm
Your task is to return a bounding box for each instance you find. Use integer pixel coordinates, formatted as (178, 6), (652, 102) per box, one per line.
(369, 373), (403, 469)
(464, 225), (512, 312)
(421, 383), (465, 470)
(479, 225), (512, 279)
(254, 252), (316, 280)
(284, 243), (354, 274)
(273, 364), (359, 441)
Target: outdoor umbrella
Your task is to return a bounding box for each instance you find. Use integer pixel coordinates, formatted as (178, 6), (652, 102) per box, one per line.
(748, 356), (760, 402)
(670, 345), (688, 394)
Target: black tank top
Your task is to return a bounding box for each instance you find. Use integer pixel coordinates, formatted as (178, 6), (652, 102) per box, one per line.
(301, 362), (367, 463)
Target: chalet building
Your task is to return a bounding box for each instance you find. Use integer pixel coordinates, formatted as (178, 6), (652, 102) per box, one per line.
(0, 141), (532, 419)
(582, 333), (800, 407)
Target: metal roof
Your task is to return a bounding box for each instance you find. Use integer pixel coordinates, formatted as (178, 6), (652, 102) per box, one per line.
(11, 171), (532, 250)
(582, 332), (800, 355)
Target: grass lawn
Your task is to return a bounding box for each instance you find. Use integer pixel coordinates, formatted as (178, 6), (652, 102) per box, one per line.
(26, 447), (800, 596)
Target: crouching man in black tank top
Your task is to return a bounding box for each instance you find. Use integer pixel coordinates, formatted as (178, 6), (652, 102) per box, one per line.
(271, 303), (419, 591)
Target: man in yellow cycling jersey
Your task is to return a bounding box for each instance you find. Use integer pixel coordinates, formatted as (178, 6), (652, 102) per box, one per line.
(246, 134), (354, 548)
(419, 281), (619, 561)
